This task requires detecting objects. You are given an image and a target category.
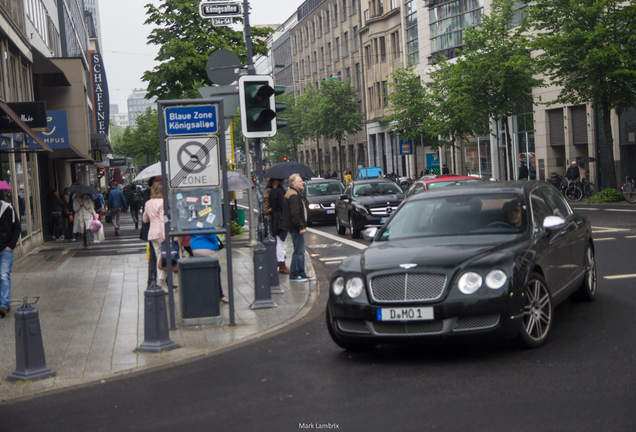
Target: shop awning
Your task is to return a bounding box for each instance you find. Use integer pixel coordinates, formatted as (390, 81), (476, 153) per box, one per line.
(0, 100), (52, 152)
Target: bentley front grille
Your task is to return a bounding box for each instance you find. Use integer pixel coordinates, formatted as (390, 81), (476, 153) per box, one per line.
(373, 320), (444, 335)
(370, 273), (446, 303)
(453, 313), (501, 332)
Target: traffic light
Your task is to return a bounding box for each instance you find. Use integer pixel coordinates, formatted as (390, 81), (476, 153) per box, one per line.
(282, 156), (288, 162)
(274, 85), (288, 130)
(239, 75), (278, 138)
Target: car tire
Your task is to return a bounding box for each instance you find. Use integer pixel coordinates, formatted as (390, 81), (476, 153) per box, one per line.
(326, 307), (376, 351)
(516, 273), (553, 349)
(350, 214), (361, 239)
(569, 244), (597, 302)
(336, 214), (346, 235)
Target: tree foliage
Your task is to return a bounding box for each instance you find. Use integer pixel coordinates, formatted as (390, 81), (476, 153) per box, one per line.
(143, 0), (273, 101)
(263, 93), (300, 163)
(529, 0), (636, 188)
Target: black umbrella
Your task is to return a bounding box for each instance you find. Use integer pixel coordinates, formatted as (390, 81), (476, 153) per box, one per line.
(263, 162), (315, 180)
(67, 184), (100, 195)
(579, 157), (597, 164)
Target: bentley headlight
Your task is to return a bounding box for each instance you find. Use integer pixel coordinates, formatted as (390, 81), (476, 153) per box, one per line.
(485, 270), (507, 289)
(353, 204), (369, 214)
(332, 276), (345, 295)
(346, 277), (364, 298)
(458, 272), (482, 295)
(308, 203), (320, 210)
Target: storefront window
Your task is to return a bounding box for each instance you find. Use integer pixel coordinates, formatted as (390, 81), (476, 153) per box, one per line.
(517, 103), (536, 179)
(464, 137), (492, 179)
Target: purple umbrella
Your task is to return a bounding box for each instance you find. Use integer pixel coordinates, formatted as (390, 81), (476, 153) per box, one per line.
(0, 181), (12, 191)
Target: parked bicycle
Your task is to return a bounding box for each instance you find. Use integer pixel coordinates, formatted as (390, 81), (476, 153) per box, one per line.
(621, 176), (636, 204)
(565, 179), (595, 202)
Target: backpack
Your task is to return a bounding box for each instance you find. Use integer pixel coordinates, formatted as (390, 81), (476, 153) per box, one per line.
(0, 202), (16, 223)
(131, 190), (141, 205)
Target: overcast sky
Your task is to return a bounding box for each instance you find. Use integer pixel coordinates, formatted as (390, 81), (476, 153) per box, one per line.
(100, 0), (303, 112)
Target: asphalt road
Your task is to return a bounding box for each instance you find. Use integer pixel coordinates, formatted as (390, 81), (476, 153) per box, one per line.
(1, 204), (635, 432)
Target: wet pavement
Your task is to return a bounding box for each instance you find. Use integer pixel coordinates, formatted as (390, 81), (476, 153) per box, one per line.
(0, 215), (317, 401)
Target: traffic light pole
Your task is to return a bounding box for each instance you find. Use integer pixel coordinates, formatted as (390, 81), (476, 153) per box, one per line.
(242, 0), (256, 76)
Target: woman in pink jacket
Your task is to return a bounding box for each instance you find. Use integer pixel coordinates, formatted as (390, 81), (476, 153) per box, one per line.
(143, 181), (167, 284)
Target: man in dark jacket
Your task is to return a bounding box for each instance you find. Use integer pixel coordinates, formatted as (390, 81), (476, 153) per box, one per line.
(0, 199), (21, 317)
(282, 174), (315, 282)
(566, 161), (579, 180)
(107, 183), (127, 236)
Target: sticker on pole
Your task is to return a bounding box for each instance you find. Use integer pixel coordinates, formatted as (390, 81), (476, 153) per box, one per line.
(167, 136), (220, 189)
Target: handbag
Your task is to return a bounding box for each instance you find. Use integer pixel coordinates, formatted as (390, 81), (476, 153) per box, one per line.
(105, 213), (112, 224)
(218, 239), (224, 250)
(89, 218), (102, 232)
(161, 239), (180, 267)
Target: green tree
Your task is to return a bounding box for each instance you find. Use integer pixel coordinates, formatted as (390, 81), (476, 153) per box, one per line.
(263, 93), (300, 162)
(294, 84), (323, 173)
(529, 0), (636, 189)
(318, 78), (364, 178)
(143, 0), (273, 100)
(457, 0), (543, 179)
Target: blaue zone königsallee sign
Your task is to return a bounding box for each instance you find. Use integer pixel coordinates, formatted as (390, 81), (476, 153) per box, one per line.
(164, 105), (218, 135)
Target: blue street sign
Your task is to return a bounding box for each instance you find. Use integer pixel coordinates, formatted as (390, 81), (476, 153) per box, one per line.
(399, 137), (413, 155)
(165, 105), (218, 135)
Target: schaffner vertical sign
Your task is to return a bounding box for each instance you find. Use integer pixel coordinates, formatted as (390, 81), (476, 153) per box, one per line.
(89, 51), (110, 136)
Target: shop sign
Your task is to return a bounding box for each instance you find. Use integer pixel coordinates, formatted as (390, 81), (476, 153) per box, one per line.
(0, 102), (48, 133)
(26, 110), (70, 149)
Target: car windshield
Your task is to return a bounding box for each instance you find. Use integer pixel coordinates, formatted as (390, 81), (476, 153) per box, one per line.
(353, 182), (403, 197)
(306, 182), (344, 197)
(427, 179), (485, 189)
(378, 193), (527, 241)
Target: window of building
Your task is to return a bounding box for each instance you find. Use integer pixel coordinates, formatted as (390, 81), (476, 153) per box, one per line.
(344, 32), (349, 56)
(336, 37), (340, 59)
(369, 86), (375, 109)
(353, 26), (359, 51)
(346, 67), (351, 79)
(383, 81), (388, 107)
(326, 10), (330, 28)
(391, 31), (400, 59)
(405, 0), (419, 65)
(364, 9), (369, 22)
(365, 46), (371, 68)
(379, 37), (386, 62)
(355, 63), (361, 89)
(334, 4), (338, 24)
(374, 39), (379, 63)
(429, 0), (484, 55)
(320, 47), (325, 69)
(328, 42), (332, 62)
(391, 0), (397, 9)
(378, 0), (384, 15)
(318, 16), (323, 36)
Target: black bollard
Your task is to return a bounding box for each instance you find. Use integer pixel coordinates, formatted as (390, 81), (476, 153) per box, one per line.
(136, 281), (180, 353)
(6, 297), (56, 382)
(251, 242), (277, 309)
(264, 233), (283, 294)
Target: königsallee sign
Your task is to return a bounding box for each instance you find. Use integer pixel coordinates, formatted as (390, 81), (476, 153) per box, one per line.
(89, 51), (110, 136)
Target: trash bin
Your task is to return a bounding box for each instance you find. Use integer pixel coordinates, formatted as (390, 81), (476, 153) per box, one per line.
(237, 209), (245, 226)
(178, 256), (222, 326)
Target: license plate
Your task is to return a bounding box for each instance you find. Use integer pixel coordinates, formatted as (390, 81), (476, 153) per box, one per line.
(380, 218), (384, 223)
(326, 210), (335, 214)
(377, 307), (434, 321)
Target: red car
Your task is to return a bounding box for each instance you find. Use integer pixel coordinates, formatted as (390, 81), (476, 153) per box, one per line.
(404, 175), (487, 199)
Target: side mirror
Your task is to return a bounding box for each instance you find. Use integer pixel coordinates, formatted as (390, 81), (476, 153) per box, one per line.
(362, 227), (378, 241)
(543, 215), (566, 231)
(339, 194), (348, 200)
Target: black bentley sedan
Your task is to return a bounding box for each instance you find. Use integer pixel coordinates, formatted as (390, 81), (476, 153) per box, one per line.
(326, 181), (596, 350)
(335, 179), (405, 238)
(302, 178), (344, 225)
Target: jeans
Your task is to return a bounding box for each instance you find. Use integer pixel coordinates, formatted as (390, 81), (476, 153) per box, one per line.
(52, 212), (62, 239)
(130, 204), (140, 226)
(110, 207), (121, 229)
(0, 249), (15, 309)
(290, 232), (306, 279)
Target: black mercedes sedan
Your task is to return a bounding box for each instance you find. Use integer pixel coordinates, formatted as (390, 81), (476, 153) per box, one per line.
(302, 178), (344, 225)
(326, 181), (596, 350)
(335, 179), (405, 238)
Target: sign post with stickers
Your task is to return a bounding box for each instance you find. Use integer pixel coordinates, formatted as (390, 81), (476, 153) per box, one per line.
(156, 98), (237, 331)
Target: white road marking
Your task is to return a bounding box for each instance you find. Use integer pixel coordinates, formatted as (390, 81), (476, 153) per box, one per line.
(573, 208), (599, 211)
(320, 256), (349, 261)
(626, 235), (636, 239)
(605, 209), (636, 212)
(593, 238), (615, 241)
(306, 227), (367, 250)
(604, 274), (636, 280)
(324, 261), (343, 265)
(592, 226), (630, 233)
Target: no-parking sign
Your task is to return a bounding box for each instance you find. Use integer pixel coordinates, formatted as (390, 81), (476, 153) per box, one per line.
(167, 136), (220, 189)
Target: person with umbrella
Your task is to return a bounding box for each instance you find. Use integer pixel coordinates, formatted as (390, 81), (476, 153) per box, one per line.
(265, 178), (289, 274)
(73, 190), (99, 249)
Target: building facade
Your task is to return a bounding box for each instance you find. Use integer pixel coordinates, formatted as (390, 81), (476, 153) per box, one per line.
(127, 88), (157, 127)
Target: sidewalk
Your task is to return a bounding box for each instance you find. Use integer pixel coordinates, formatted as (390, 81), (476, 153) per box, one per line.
(0, 215), (317, 401)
